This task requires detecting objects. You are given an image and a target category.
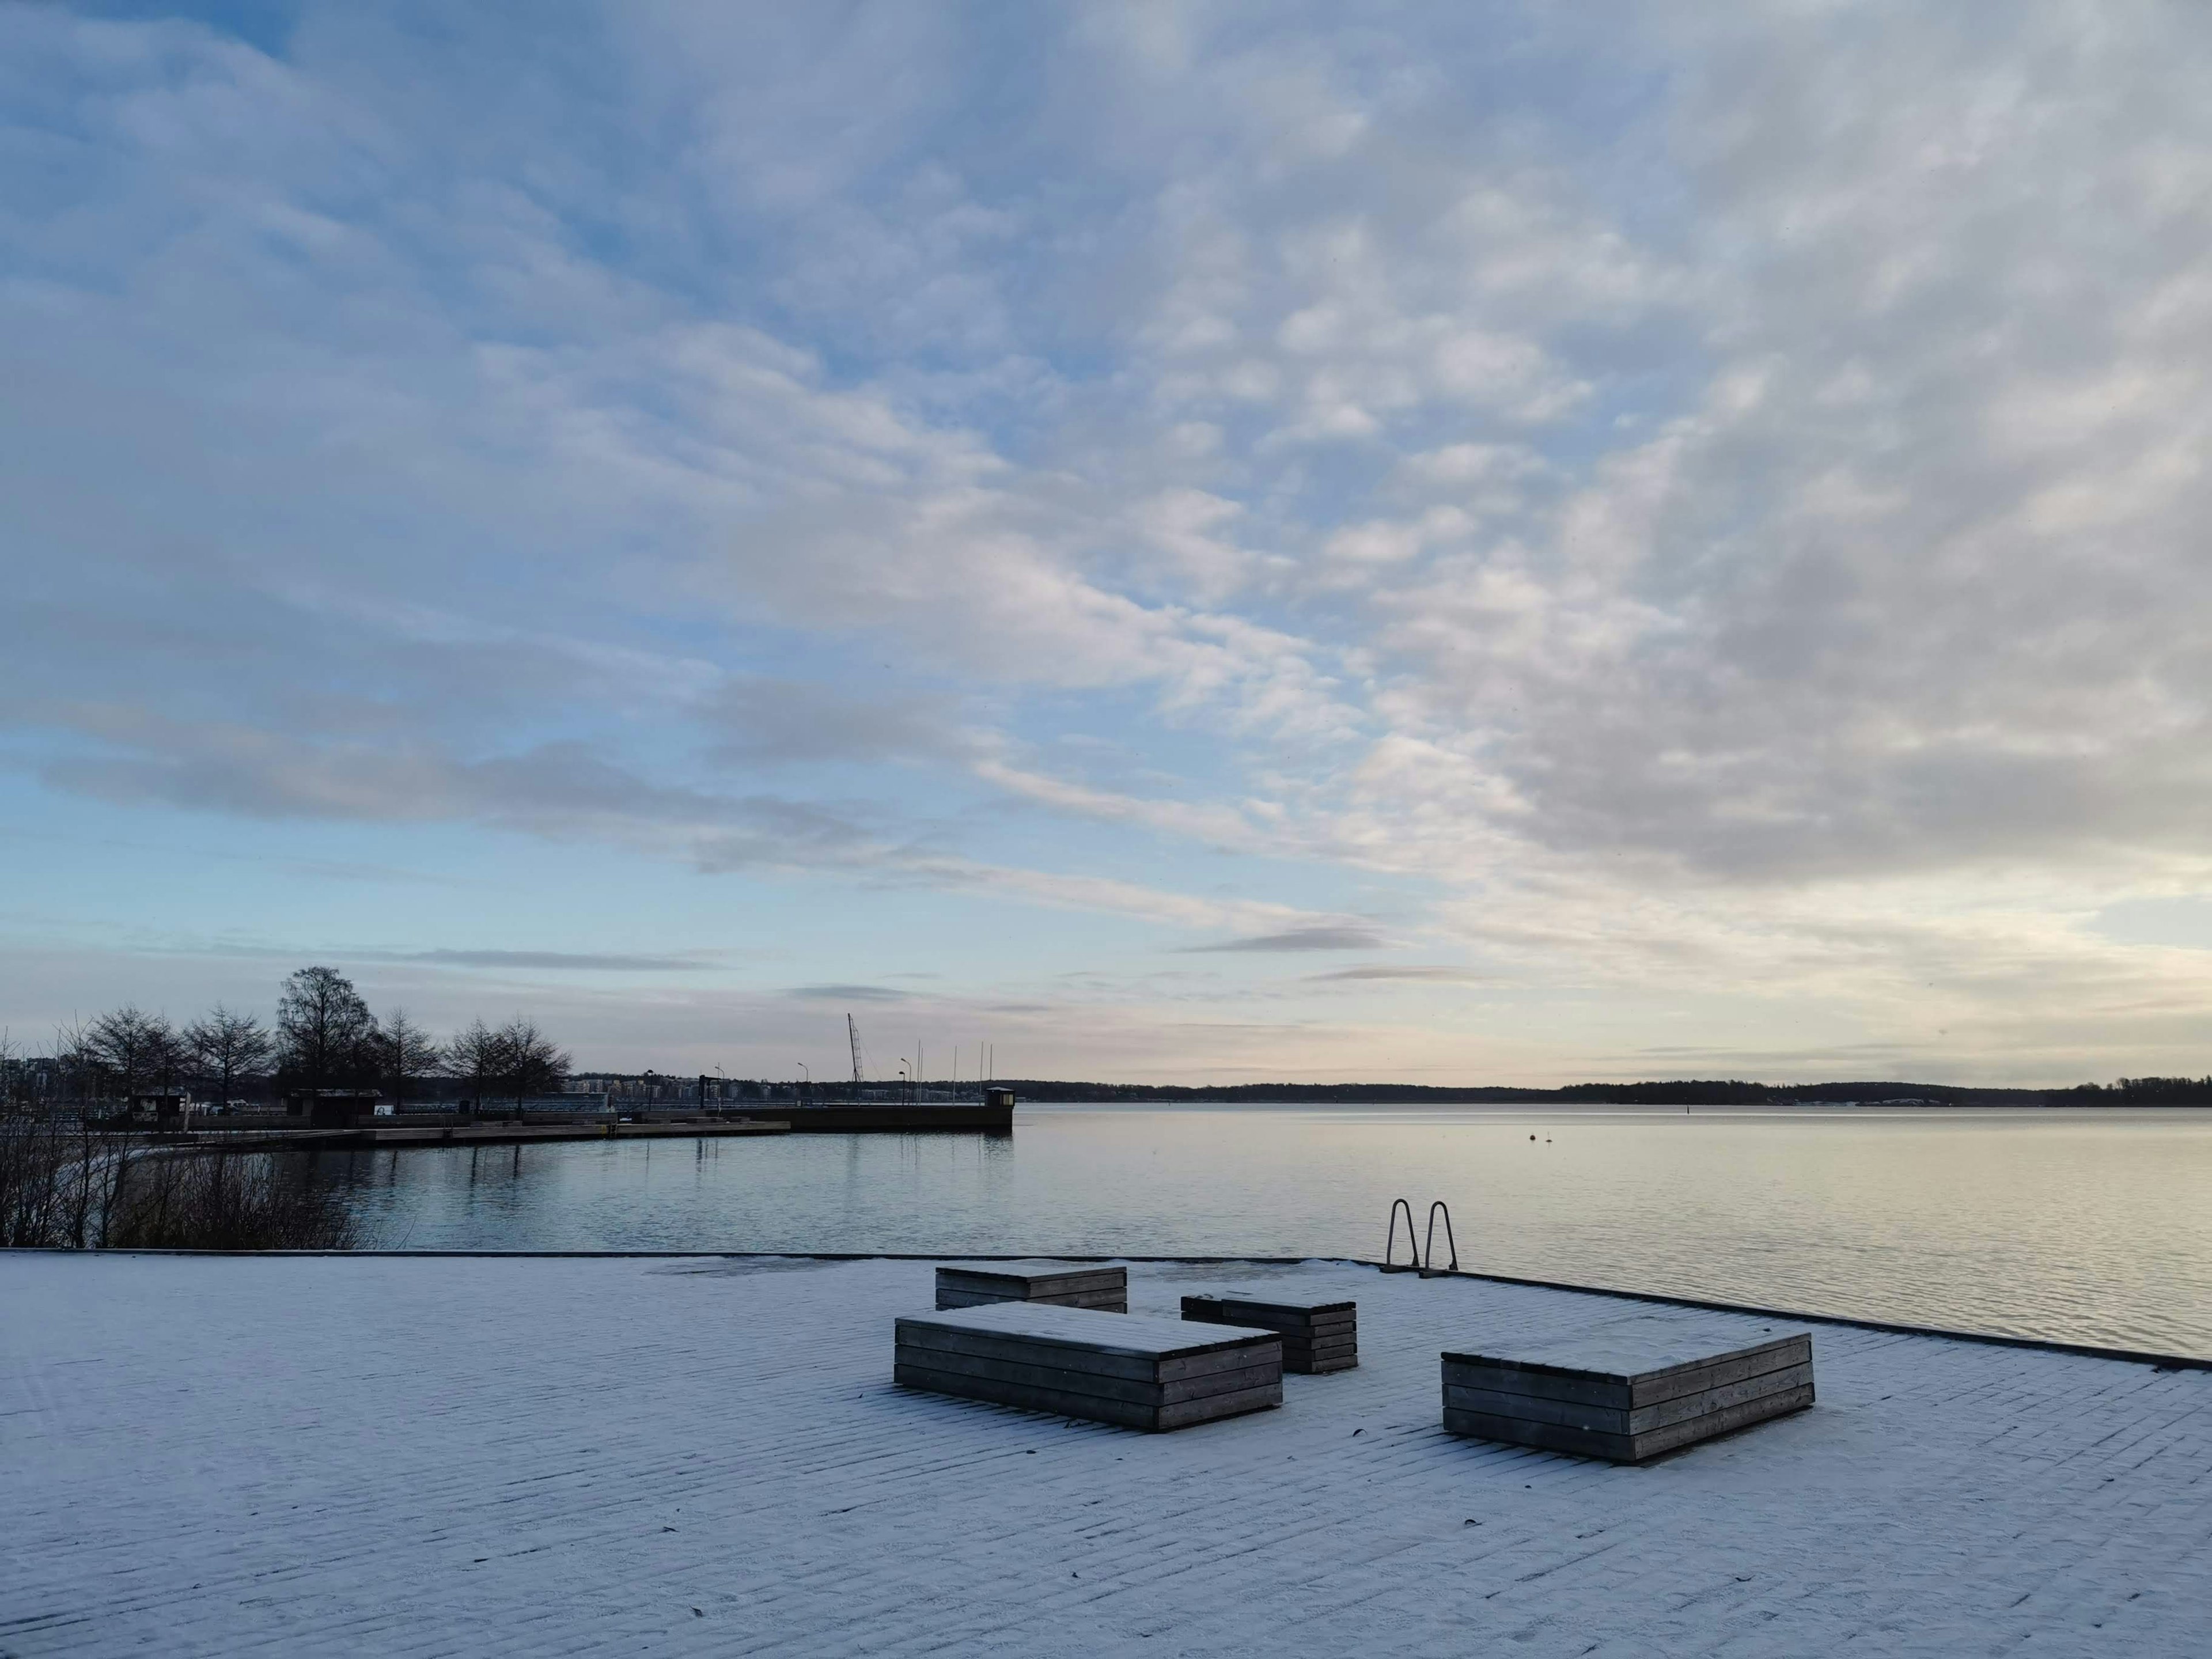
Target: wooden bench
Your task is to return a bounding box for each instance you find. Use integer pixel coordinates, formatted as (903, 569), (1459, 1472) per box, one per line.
(1181, 1291), (1357, 1373)
(934, 1261), (1127, 1312)
(896, 1302), (1283, 1431)
(1442, 1317), (1813, 1463)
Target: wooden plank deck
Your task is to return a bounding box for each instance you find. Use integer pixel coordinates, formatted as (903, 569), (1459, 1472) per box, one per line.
(1183, 1290), (1359, 1373)
(3, 1255), (2207, 1656)
(1442, 1318), (1815, 1461)
(898, 1302), (1282, 1430)
(935, 1260), (1128, 1311)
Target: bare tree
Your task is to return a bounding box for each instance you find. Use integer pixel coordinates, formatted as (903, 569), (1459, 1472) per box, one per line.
(186, 1005), (276, 1110)
(84, 1006), (183, 1103)
(377, 1007), (445, 1111)
(495, 1018), (570, 1109)
(52, 1017), (96, 1115)
(445, 1017), (569, 1116)
(447, 1017), (500, 1110)
(276, 967), (378, 1096)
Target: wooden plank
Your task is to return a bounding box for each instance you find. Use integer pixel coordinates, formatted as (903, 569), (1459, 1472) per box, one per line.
(1160, 1362), (1280, 1406)
(899, 1320), (1277, 1382)
(896, 1316), (1279, 1383)
(1159, 1362), (1279, 1406)
(1441, 1323), (1808, 1403)
(1446, 1382), (1816, 1463)
(1444, 1360), (1630, 1411)
(896, 1345), (1281, 1408)
(1628, 1363), (1815, 1435)
(1615, 1331), (1808, 1400)
(1443, 1406), (1634, 1462)
(937, 1264), (1127, 1296)
(1630, 1336), (1810, 1408)
(1184, 1295), (1356, 1332)
(1444, 1361), (1811, 1437)
(929, 1265), (1123, 1291)
(899, 1323), (1155, 1379)
(900, 1304), (1275, 1362)
(934, 1286), (1127, 1310)
(1154, 1381), (1282, 1430)
(1628, 1383), (1814, 1460)
(1155, 1339), (1278, 1382)
(898, 1324), (1161, 1381)
(1444, 1339), (1808, 1415)
(936, 1289), (1013, 1309)
(1186, 1291), (1355, 1316)
(1302, 1355), (1358, 1374)
(1446, 1383), (1630, 1434)
(896, 1344), (1164, 1406)
(893, 1363), (1158, 1430)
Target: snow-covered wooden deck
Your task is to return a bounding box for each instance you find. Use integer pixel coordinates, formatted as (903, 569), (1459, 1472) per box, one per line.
(4, 1254), (2207, 1656)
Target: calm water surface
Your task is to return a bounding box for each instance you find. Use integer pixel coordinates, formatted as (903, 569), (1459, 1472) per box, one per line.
(319, 1105), (2212, 1358)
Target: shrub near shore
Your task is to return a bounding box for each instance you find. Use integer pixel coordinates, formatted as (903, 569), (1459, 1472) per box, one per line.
(0, 1116), (352, 1251)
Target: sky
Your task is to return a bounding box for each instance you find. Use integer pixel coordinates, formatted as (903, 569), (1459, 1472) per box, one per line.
(4, 0), (2210, 1086)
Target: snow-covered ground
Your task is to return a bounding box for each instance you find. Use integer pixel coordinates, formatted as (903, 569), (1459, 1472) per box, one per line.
(3, 1254), (2206, 1657)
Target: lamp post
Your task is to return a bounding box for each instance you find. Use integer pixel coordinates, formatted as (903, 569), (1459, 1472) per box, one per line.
(796, 1061), (809, 1103)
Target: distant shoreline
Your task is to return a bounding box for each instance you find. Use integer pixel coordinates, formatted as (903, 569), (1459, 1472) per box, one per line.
(988, 1078), (2211, 1108)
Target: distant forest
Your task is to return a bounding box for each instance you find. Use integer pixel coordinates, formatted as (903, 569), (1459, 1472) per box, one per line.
(991, 1077), (2212, 1107)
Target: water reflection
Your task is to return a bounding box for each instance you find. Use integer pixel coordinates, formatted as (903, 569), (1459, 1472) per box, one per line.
(317, 1105), (2212, 1357)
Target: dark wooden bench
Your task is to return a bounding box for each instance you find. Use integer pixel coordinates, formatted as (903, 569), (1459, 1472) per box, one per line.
(896, 1303), (1282, 1431)
(1442, 1318), (1813, 1463)
(934, 1262), (1126, 1311)
(1181, 1291), (1357, 1373)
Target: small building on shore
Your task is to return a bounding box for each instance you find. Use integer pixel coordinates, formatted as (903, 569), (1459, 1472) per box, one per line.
(285, 1089), (383, 1128)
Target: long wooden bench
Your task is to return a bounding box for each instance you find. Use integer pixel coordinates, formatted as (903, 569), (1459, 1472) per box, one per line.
(1442, 1317), (1813, 1463)
(1181, 1291), (1357, 1373)
(934, 1262), (1126, 1311)
(896, 1302), (1283, 1431)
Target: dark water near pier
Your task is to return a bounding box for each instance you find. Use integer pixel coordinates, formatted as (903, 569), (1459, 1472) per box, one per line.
(318, 1105), (2212, 1358)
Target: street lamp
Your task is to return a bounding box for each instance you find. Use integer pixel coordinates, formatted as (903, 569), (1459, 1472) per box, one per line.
(796, 1061), (809, 1102)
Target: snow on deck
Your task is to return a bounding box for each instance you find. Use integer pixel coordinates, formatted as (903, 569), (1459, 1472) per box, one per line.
(3, 1254), (2207, 1657)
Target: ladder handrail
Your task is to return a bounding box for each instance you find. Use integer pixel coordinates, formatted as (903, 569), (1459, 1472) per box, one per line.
(1422, 1200), (1459, 1276)
(1382, 1198), (1421, 1271)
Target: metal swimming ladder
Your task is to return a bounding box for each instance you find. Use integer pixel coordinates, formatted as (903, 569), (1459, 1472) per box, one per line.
(1381, 1198), (1421, 1271)
(1421, 1200), (1459, 1278)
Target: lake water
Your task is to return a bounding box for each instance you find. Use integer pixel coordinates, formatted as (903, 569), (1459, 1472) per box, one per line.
(316, 1105), (2212, 1359)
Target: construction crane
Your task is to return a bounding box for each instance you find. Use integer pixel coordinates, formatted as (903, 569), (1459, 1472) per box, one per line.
(847, 1014), (866, 1086)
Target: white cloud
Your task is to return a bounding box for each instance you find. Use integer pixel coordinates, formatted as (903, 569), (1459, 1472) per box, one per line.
(7, 1), (2212, 1081)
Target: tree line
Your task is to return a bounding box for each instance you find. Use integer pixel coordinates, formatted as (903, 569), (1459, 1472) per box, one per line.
(2, 965), (570, 1111)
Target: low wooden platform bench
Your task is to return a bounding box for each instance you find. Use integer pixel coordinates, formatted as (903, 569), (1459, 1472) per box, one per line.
(1442, 1317), (1813, 1463)
(1181, 1291), (1357, 1373)
(896, 1302), (1283, 1431)
(934, 1261), (1127, 1311)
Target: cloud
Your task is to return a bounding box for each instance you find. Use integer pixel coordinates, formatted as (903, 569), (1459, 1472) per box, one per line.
(1308, 965), (1493, 983)
(2093, 896), (2212, 953)
(785, 984), (908, 1002)
(7, 2), (2212, 1081)
(700, 678), (972, 768)
(1182, 925), (1389, 953)
(362, 950), (714, 972)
